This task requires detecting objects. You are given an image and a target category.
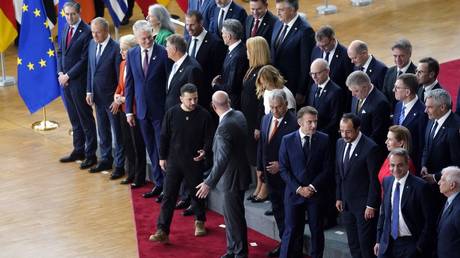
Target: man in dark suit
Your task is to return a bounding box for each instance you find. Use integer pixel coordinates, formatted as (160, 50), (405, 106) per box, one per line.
(348, 40), (388, 91)
(185, 0), (216, 39)
(86, 17), (124, 179)
(393, 74), (428, 171)
(271, 0), (316, 105)
(311, 25), (353, 110)
(382, 39), (417, 108)
(196, 91), (251, 258)
(421, 89), (460, 187)
(347, 71), (391, 148)
(336, 113), (381, 258)
(125, 20), (171, 198)
(307, 58), (344, 142)
(185, 10), (227, 109)
(416, 57), (443, 101)
(208, 0), (247, 39)
(257, 90), (298, 257)
(437, 166), (460, 258)
(165, 35), (203, 111)
(279, 106), (330, 258)
(212, 19), (248, 110)
(374, 148), (435, 258)
(245, 0), (276, 45)
(57, 1), (97, 170)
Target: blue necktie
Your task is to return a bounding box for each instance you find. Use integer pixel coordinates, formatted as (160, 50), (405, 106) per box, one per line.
(391, 182), (400, 240)
(398, 105), (406, 125)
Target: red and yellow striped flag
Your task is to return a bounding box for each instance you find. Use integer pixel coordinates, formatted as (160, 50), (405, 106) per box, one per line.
(0, 1), (18, 52)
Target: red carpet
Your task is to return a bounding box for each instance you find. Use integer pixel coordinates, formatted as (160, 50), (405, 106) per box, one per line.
(438, 59), (460, 111)
(131, 183), (279, 258)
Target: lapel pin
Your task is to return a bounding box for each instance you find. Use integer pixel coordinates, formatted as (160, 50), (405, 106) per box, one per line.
(179, 68), (183, 73)
(369, 69), (373, 73)
(335, 54), (339, 58)
(204, 40), (208, 43)
(361, 109), (366, 114)
(152, 56), (156, 60)
(354, 153), (358, 156)
(284, 121), (287, 124)
(79, 30), (82, 33)
(294, 27), (298, 31)
(263, 23), (266, 26)
(229, 8), (233, 11)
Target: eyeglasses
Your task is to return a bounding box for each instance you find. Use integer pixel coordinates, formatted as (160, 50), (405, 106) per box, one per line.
(309, 70), (326, 76)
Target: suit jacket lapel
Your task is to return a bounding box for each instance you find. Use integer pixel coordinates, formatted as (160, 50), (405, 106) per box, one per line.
(401, 175), (412, 209)
(132, 47), (143, 79)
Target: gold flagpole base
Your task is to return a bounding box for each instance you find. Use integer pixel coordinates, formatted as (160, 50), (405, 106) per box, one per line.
(32, 120), (59, 131)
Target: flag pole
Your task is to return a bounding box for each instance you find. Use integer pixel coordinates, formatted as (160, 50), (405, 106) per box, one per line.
(0, 52), (16, 87)
(32, 107), (59, 131)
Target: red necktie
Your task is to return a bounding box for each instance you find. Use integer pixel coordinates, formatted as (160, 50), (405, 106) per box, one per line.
(251, 19), (260, 37)
(66, 27), (74, 49)
(268, 119), (279, 142)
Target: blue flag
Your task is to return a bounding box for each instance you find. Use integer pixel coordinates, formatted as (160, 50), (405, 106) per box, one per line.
(103, 0), (128, 28)
(17, 0), (60, 113)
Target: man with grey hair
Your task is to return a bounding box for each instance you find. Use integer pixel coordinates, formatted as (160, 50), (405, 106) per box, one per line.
(347, 70), (391, 148)
(383, 39), (417, 107)
(437, 166), (460, 258)
(347, 40), (388, 91)
(211, 19), (248, 110)
(125, 20), (171, 199)
(257, 89), (298, 257)
(196, 91), (251, 258)
(86, 17), (124, 178)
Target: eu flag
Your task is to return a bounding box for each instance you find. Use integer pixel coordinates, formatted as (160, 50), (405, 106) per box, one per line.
(17, 0), (60, 113)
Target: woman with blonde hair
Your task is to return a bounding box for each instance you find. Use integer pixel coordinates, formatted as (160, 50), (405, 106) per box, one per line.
(256, 65), (296, 114)
(241, 36), (271, 202)
(111, 34), (146, 188)
(146, 4), (175, 46)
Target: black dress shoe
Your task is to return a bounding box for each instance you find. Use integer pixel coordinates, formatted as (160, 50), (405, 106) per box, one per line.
(251, 196), (268, 203)
(155, 192), (164, 203)
(264, 209), (274, 216)
(175, 199), (190, 209)
(120, 178), (133, 185)
(143, 186), (162, 198)
(80, 157), (97, 169)
(267, 244), (281, 257)
(110, 167), (125, 180)
(221, 253), (234, 258)
(182, 205), (193, 216)
(89, 161), (112, 173)
(130, 182), (145, 189)
(59, 153), (85, 163)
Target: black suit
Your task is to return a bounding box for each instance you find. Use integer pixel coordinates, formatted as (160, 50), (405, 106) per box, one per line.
(244, 11), (276, 45)
(271, 16), (316, 97)
(376, 174), (435, 258)
(204, 109), (251, 257)
(279, 130), (331, 258)
(416, 82), (442, 102)
(382, 63), (417, 108)
(336, 134), (381, 258)
(257, 111), (298, 241)
(392, 99), (428, 172)
(356, 56), (388, 91)
(208, 1), (247, 39)
(165, 55), (204, 111)
(188, 31), (227, 108)
(437, 193), (460, 258)
(213, 42), (248, 110)
(311, 42), (354, 110)
(57, 22), (97, 159)
(352, 87), (391, 148)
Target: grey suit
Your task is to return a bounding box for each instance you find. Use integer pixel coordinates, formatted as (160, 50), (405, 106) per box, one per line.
(204, 109), (251, 257)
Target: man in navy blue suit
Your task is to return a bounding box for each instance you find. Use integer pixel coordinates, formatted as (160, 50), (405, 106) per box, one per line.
(86, 17), (124, 179)
(257, 90), (298, 257)
(374, 148), (435, 258)
(185, 0), (216, 39)
(437, 166), (460, 258)
(271, 0), (316, 106)
(125, 20), (171, 198)
(393, 74), (428, 171)
(382, 39), (417, 109)
(212, 19), (248, 110)
(336, 113), (381, 258)
(245, 0), (276, 45)
(311, 25), (353, 110)
(57, 1), (97, 170)
(208, 0), (247, 39)
(279, 106), (330, 258)
(348, 71), (391, 148)
(348, 40), (388, 91)
(416, 57), (443, 102)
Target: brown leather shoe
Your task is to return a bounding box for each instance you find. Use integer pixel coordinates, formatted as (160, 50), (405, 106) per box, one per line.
(149, 229), (169, 243)
(195, 220), (206, 236)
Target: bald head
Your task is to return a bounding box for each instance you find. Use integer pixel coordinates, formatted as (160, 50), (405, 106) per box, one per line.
(310, 58), (330, 85)
(348, 40), (369, 67)
(212, 91), (231, 115)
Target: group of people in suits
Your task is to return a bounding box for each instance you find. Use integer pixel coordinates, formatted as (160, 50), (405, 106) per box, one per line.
(55, 0), (460, 257)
